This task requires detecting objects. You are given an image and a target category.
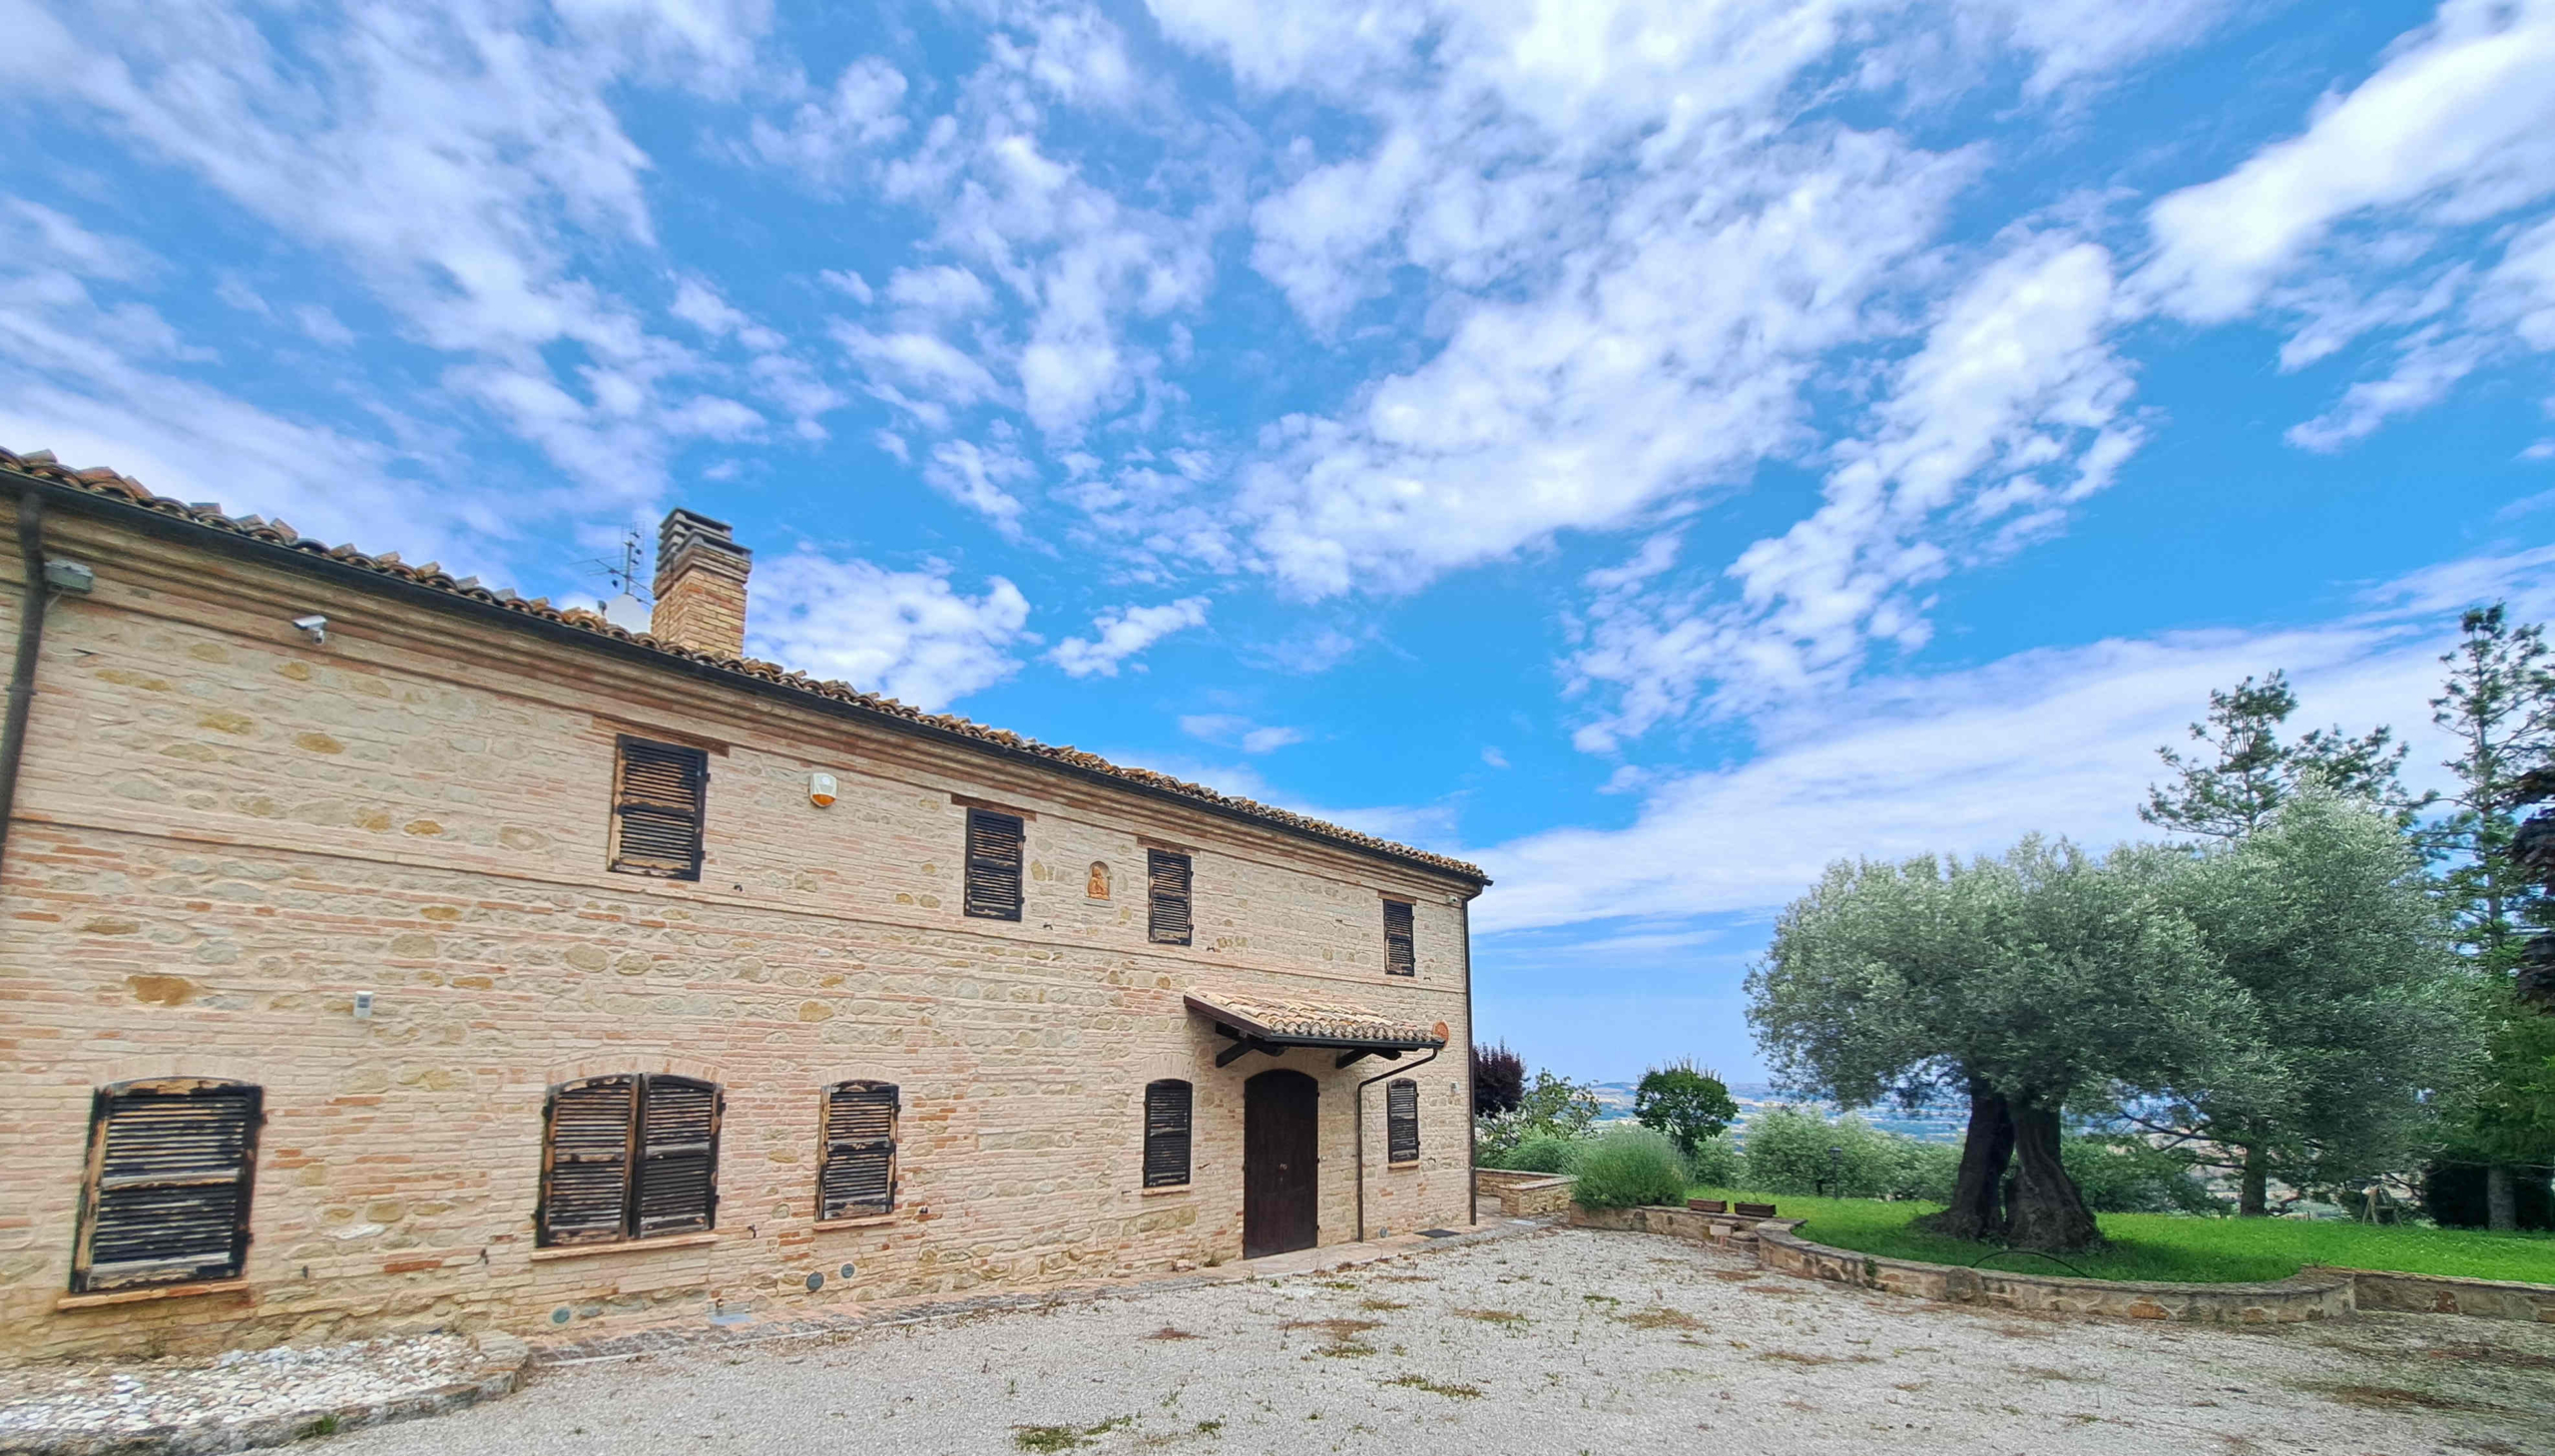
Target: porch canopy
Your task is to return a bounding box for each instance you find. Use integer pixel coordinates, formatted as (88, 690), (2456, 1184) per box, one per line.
(1185, 992), (1450, 1070)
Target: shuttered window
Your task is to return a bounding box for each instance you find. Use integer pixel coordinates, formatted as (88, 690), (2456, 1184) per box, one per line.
(1382, 899), (1416, 977)
(963, 809), (1025, 920)
(820, 1081), (898, 1219)
(1147, 851), (1193, 946)
(538, 1074), (721, 1246)
(610, 736), (708, 880)
(72, 1080), (260, 1293)
(1142, 1079), (1192, 1189)
(1386, 1078), (1420, 1165)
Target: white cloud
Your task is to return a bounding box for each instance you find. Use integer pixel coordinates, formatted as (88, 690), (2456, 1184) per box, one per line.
(291, 303), (356, 347)
(1480, 745), (1509, 768)
(1479, 542), (2555, 934)
(1179, 713), (1303, 752)
(921, 437), (1035, 532)
(748, 56), (910, 183)
(2284, 327), (2491, 451)
(885, 265), (996, 317)
(1568, 235), (2138, 743)
(1051, 596), (1212, 677)
(748, 549), (1033, 710)
(1, 0), (776, 503)
(2143, 0), (2555, 324)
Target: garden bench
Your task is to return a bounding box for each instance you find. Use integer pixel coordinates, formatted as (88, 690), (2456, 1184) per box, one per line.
(1687, 1199), (1728, 1213)
(1734, 1202), (1779, 1219)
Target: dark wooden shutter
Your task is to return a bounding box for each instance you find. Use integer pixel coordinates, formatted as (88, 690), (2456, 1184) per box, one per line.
(1386, 1078), (1420, 1165)
(634, 1076), (720, 1236)
(540, 1076), (637, 1246)
(963, 809), (1024, 920)
(73, 1081), (259, 1292)
(1383, 899), (1415, 977)
(820, 1082), (898, 1218)
(1143, 1080), (1192, 1188)
(1147, 851), (1193, 946)
(611, 736), (707, 879)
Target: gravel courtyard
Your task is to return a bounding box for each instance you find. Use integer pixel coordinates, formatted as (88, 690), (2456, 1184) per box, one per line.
(323, 1227), (2555, 1456)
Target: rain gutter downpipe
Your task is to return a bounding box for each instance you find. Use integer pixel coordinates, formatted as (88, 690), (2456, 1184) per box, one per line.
(1353, 1043), (1441, 1243)
(0, 493), (47, 880)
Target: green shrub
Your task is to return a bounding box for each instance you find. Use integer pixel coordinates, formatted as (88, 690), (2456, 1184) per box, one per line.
(1741, 1107), (1914, 1198)
(1497, 1135), (1587, 1175)
(1571, 1126), (1690, 1209)
(1687, 1131), (1744, 1189)
(2063, 1136), (2223, 1214)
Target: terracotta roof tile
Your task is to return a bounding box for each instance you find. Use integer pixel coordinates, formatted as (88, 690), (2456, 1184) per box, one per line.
(0, 446), (1488, 885)
(1184, 993), (1449, 1048)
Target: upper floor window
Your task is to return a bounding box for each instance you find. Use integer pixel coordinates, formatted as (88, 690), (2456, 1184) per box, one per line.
(539, 1074), (721, 1246)
(73, 1079), (260, 1292)
(964, 808), (1025, 920)
(1147, 850), (1193, 946)
(1143, 1079), (1193, 1188)
(1386, 1078), (1420, 1165)
(1382, 898), (1415, 977)
(820, 1081), (899, 1219)
(610, 736), (708, 880)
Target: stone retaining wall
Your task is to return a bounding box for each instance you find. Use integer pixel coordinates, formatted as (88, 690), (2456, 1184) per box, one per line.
(2315, 1266), (2555, 1323)
(1756, 1221), (2354, 1323)
(1565, 1204), (1768, 1244)
(1473, 1171), (1576, 1218)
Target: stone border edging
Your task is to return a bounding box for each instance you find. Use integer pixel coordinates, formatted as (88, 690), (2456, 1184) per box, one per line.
(0, 1333), (529, 1456)
(2311, 1264), (2555, 1323)
(1753, 1219), (2354, 1324)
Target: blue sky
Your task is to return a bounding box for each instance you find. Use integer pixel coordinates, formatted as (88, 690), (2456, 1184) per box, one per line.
(5, 0), (2554, 1084)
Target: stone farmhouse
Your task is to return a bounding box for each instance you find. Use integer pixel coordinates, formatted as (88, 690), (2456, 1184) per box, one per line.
(0, 447), (1488, 1362)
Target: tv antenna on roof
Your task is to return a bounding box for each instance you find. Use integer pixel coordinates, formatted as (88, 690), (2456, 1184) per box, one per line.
(582, 529), (653, 632)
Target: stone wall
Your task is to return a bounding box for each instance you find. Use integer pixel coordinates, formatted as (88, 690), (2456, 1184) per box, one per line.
(1754, 1221), (2353, 1324)
(0, 504), (1479, 1362)
(1473, 1171), (1574, 1218)
(2317, 1266), (2555, 1323)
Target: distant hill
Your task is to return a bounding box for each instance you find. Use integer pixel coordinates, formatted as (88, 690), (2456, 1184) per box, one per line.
(1587, 1080), (1966, 1144)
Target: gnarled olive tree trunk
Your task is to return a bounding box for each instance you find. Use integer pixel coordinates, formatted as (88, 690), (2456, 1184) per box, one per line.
(1915, 1079), (2013, 1241)
(2007, 1100), (2102, 1252)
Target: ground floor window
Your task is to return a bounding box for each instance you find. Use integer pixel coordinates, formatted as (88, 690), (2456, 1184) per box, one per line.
(73, 1079), (261, 1292)
(1386, 1078), (1420, 1165)
(1144, 1079), (1192, 1188)
(539, 1075), (722, 1246)
(820, 1081), (898, 1218)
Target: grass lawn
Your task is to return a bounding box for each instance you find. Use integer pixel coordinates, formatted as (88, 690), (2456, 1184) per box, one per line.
(1687, 1186), (2555, 1285)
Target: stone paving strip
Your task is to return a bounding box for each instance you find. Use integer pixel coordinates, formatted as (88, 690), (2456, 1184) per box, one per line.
(0, 1333), (527, 1456)
(312, 1226), (2550, 1456)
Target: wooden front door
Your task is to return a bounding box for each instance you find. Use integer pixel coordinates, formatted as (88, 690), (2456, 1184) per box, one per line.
(1244, 1069), (1319, 1258)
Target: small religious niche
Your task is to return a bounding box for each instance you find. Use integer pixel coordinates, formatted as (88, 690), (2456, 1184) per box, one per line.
(1086, 860), (1112, 900)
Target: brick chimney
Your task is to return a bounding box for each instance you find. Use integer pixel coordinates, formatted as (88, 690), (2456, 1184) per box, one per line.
(651, 509), (753, 658)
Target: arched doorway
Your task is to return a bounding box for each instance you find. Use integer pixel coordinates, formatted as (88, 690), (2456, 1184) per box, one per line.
(1244, 1068), (1319, 1258)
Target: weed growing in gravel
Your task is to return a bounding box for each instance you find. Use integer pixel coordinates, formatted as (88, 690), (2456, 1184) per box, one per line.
(2321, 1385), (2488, 1413)
(1453, 1307), (1526, 1326)
(1196, 1419), (1224, 1435)
(1316, 1342), (1377, 1358)
(1357, 1299), (1409, 1312)
(1618, 1307), (1704, 1331)
(1383, 1374), (1482, 1398)
(1011, 1415), (1133, 1451)
(1280, 1318), (1380, 1340)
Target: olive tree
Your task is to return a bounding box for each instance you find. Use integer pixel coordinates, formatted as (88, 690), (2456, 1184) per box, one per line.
(2107, 789), (2473, 1214)
(1747, 836), (2261, 1251)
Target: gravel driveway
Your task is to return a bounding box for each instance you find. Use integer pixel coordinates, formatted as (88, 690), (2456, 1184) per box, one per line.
(322, 1227), (2555, 1455)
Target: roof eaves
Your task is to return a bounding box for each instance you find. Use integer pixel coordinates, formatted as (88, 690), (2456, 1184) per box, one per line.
(0, 448), (1491, 886)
